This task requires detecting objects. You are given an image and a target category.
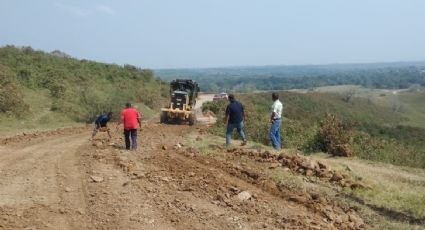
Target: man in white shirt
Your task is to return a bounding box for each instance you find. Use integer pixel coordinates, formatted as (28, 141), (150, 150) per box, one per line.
(269, 93), (283, 150)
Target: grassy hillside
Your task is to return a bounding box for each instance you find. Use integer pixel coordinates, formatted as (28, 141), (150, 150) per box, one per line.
(301, 85), (425, 129)
(0, 45), (168, 134)
(202, 89), (425, 168)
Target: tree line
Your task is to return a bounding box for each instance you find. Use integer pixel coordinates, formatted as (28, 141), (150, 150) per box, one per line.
(156, 63), (425, 92)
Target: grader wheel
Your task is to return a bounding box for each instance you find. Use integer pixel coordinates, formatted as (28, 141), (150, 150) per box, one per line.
(189, 113), (196, 126)
(160, 111), (168, 124)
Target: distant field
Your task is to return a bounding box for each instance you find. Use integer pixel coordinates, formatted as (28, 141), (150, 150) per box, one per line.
(293, 85), (425, 129)
(398, 91), (425, 128)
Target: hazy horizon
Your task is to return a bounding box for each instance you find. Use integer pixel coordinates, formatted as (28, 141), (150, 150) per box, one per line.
(1, 0), (425, 69)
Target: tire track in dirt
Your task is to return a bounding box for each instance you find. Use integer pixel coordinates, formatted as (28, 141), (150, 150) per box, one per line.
(0, 132), (93, 229)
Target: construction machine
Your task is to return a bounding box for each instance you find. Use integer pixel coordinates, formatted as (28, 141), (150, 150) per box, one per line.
(160, 79), (199, 125)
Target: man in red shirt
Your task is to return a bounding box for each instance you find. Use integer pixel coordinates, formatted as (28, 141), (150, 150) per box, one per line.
(121, 103), (142, 150)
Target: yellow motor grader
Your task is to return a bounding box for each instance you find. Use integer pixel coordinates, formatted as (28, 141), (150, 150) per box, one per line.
(160, 79), (199, 125)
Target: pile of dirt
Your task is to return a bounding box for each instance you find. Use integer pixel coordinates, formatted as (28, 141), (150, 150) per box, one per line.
(89, 144), (137, 173)
(0, 126), (89, 145)
(183, 149), (367, 229)
(227, 148), (368, 190)
(113, 153), (136, 172)
(153, 154), (362, 229)
(279, 154), (368, 189)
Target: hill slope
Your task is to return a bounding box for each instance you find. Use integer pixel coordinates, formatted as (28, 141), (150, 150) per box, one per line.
(202, 90), (425, 169)
(0, 45), (168, 134)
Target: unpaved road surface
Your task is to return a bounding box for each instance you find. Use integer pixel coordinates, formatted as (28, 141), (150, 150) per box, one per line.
(0, 130), (92, 229)
(195, 94), (216, 125)
(0, 101), (365, 229)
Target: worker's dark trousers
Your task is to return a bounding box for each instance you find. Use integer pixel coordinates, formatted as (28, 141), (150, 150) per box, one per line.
(124, 129), (138, 150)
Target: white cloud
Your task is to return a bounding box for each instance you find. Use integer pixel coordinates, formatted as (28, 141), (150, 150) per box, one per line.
(54, 2), (91, 17)
(54, 3), (116, 17)
(96, 4), (116, 16)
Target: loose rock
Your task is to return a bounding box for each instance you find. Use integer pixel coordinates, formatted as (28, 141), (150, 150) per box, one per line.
(90, 175), (104, 183)
(269, 162), (281, 169)
(237, 191), (252, 201)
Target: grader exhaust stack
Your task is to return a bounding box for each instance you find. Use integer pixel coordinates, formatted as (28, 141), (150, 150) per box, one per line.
(160, 79), (199, 125)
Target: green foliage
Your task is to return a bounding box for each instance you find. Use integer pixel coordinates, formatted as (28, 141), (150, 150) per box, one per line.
(317, 113), (354, 157)
(0, 65), (28, 116)
(202, 100), (227, 115)
(353, 132), (425, 168)
(0, 45), (168, 122)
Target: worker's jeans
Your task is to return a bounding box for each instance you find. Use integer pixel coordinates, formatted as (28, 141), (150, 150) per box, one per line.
(269, 119), (281, 150)
(226, 121), (246, 146)
(124, 129), (138, 150)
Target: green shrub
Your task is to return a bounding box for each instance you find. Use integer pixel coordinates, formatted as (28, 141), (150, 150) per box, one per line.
(317, 113), (354, 157)
(353, 132), (425, 168)
(202, 100), (227, 115)
(0, 65), (28, 115)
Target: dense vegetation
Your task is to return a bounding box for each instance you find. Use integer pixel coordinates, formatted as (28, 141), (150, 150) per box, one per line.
(0, 65), (29, 115)
(203, 91), (425, 169)
(157, 63), (425, 92)
(0, 45), (168, 124)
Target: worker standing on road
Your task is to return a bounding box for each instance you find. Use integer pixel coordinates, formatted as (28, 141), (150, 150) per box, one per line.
(224, 94), (247, 146)
(92, 112), (113, 139)
(121, 103), (142, 150)
(269, 93), (283, 150)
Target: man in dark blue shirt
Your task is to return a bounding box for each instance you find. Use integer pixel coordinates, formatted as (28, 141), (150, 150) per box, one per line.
(224, 94), (247, 146)
(92, 112), (113, 139)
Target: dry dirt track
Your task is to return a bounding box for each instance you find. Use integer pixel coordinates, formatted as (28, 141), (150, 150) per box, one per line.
(0, 100), (365, 229)
(194, 94), (217, 125)
(0, 131), (92, 229)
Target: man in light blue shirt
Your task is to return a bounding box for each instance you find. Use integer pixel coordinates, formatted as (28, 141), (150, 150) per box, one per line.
(269, 93), (283, 150)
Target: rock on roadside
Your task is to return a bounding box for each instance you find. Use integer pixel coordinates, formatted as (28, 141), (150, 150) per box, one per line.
(237, 191), (252, 201)
(90, 175), (104, 183)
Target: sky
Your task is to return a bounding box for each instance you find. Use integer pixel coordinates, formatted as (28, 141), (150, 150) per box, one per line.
(1, 0), (425, 69)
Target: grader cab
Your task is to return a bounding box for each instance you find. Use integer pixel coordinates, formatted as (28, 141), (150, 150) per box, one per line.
(160, 79), (199, 125)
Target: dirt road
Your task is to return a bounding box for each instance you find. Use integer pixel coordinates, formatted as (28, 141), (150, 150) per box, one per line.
(0, 131), (92, 229)
(195, 94), (216, 125)
(0, 100), (365, 229)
